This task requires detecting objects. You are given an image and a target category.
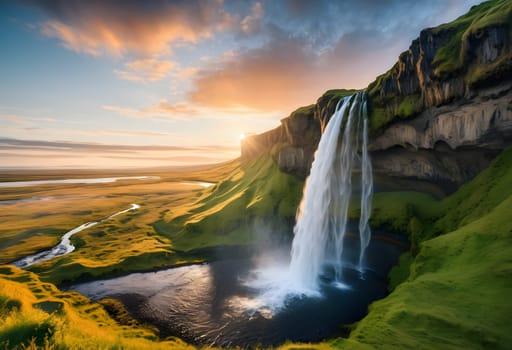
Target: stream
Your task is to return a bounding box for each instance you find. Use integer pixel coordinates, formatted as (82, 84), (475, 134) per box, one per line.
(12, 204), (139, 268)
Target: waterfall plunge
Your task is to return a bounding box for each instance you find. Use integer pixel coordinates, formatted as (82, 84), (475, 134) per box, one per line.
(289, 92), (373, 292)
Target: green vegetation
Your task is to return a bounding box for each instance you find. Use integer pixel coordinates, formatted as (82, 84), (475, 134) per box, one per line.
(2, 144), (511, 349)
(0, 266), (196, 350)
(316, 89), (360, 120)
(321, 147), (512, 349)
(396, 94), (421, 118)
(154, 154), (303, 251)
(318, 89), (359, 102)
(289, 104), (316, 119)
(433, 0), (512, 79)
(366, 0), (512, 133)
(0, 154), (302, 285)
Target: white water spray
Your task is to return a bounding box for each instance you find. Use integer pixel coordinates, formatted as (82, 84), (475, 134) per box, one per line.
(358, 98), (373, 271)
(288, 97), (351, 291)
(289, 91), (373, 292)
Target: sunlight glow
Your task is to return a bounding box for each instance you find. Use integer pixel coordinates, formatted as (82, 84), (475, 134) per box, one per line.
(240, 133), (245, 140)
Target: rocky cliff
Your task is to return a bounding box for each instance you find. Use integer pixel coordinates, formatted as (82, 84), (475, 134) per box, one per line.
(241, 0), (512, 193)
(241, 90), (354, 178)
(367, 0), (512, 132)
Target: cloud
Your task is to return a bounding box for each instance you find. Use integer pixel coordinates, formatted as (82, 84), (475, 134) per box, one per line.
(0, 138), (239, 168)
(17, 0), (483, 116)
(115, 58), (174, 82)
(186, 0), (482, 114)
(171, 66), (199, 79)
(28, 0), (238, 56)
(102, 100), (279, 121)
(241, 2), (263, 35)
(0, 114), (57, 124)
(103, 101), (200, 120)
(188, 28), (402, 113)
(0, 137), (238, 153)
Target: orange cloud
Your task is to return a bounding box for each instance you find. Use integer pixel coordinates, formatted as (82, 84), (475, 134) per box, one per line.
(172, 66), (200, 79)
(35, 1), (237, 56)
(115, 58), (174, 82)
(241, 2), (264, 34)
(189, 31), (402, 113)
(103, 101), (200, 120)
(189, 37), (330, 113)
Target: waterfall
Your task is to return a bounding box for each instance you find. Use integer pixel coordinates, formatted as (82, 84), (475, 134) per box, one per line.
(289, 91), (373, 292)
(358, 97), (373, 271)
(289, 96), (351, 291)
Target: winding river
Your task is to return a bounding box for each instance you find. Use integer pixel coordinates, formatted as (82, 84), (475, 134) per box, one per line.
(13, 204), (140, 268)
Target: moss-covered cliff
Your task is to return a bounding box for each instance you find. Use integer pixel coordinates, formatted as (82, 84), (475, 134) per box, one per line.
(241, 0), (512, 191)
(367, 0), (512, 132)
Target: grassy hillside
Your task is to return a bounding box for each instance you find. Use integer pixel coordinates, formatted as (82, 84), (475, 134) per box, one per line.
(154, 154), (303, 251)
(2, 146), (510, 349)
(323, 147), (512, 349)
(0, 266), (196, 350)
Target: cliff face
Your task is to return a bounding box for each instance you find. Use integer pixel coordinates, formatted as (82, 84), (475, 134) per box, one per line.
(241, 90), (353, 178)
(241, 0), (512, 193)
(368, 0), (512, 132)
(369, 85), (511, 190)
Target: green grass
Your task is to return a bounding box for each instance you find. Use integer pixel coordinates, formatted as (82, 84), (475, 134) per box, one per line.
(316, 89), (360, 121)
(0, 266), (197, 350)
(2, 132), (511, 348)
(2, 145), (511, 349)
(290, 104), (316, 119)
(0, 164), (243, 284)
(366, 0), (512, 133)
(334, 196), (512, 350)
(314, 146), (512, 349)
(433, 0), (512, 79)
(154, 154), (303, 251)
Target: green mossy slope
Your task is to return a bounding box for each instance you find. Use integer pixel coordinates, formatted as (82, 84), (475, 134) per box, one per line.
(154, 154), (304, 251)
(0, 266), (195, 350)
(367, 0), (512, 133)
(325, 147), (512, 349)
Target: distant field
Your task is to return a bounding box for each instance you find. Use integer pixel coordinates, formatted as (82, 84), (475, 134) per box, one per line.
(0, 161), (239, 283)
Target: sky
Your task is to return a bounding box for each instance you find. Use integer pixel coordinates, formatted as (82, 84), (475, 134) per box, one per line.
(0, 0), (482, 169)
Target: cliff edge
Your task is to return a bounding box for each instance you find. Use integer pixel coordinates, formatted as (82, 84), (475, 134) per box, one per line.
(241, 0), (512, 193)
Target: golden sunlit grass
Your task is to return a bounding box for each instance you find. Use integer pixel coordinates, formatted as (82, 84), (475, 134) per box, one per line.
(0, 163), (240, 284)
(3, 149), (512, 349)
(0, 265), (200, 350)
(154, 155), (303, 251)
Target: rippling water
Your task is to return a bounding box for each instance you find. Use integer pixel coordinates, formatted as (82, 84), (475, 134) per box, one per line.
(67, 232), (406, 348)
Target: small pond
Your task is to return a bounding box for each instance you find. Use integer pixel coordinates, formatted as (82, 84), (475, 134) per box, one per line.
(67, 232), (407, 348)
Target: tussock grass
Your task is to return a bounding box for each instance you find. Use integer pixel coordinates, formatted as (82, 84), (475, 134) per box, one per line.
(0, 266), (199, 350)
(318, 147), (512, 349)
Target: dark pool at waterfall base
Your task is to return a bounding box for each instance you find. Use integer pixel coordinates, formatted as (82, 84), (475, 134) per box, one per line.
(66, 232), (407, 348)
